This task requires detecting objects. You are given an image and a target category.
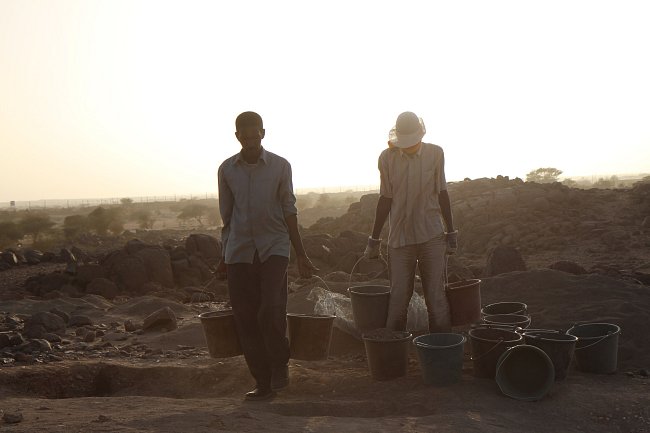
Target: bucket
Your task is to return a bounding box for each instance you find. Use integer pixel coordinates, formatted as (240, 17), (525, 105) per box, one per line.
(198, 310), (242, 358)
(287, 313), (335, 361)
(523, 331), (577, 380)
(496, 344), (555, 401)
(468, 327), (523, 378)
(413, 333), (466, 385)
(348, 285), (390, 333)
(362, 328), (412, 380)
(482, 314), (531, 330)
(445, 279), (482, 326)
(481, 302), (528, 317)
(566, 323), (620, 374)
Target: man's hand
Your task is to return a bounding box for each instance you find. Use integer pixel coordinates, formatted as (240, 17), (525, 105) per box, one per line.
(297, 255), (318, 279)
(215, 258), (227, 280)
(363, 237), (381, 259)
(446, 230), (458, 255)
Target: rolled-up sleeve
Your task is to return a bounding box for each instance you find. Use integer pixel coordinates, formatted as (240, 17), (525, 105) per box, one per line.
(436, 149), (447, 193)
(218, 163), (233, 254)
(279, 161), (298, 216)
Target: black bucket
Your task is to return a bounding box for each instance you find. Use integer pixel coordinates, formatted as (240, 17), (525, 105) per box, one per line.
(199, 310), (242, 358)
(445, 279), (482, 326)
(496, 344), (555, 401)
(482, 314), (531, 330)
(362, 329), (412, 381)
(348, 285), (390, 333)
(566, 323), (620, 374)
(523, 331), (577, 380)
(481, 301), (528, 317)
(468, 327), (523, 378)
(413, 333), (466, 385)
(287, 313), (335, 361)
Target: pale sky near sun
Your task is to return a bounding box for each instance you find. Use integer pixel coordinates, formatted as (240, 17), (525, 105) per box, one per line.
(1, 0), (649, 202)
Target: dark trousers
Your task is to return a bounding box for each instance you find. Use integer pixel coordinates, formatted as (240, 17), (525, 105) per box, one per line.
(227, 253), (290, 388)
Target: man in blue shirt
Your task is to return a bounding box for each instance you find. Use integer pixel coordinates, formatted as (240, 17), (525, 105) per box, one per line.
(218, 111), (317, 401)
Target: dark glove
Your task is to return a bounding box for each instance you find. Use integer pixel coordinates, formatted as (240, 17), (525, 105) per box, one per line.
(446, 230), (458, 255)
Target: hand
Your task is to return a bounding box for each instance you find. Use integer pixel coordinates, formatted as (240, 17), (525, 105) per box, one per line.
(215, 258), (227, 280)
(297, 255), (319, 279)
(446, 230), (458, 255)
(363, 237), (381, 259)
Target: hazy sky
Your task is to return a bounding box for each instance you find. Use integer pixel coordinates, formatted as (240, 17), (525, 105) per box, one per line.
(1, 0), (649, 202)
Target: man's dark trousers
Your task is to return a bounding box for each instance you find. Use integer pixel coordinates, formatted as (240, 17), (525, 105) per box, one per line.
(227, 252), (290, 389)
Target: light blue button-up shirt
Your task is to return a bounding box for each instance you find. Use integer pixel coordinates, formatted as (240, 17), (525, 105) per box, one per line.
(218, 147), (298, 264)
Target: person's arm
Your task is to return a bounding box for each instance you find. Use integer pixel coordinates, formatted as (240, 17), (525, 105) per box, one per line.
(285, 214), (318, 278)
(438, 190), (454, 233)
(217, 164), (233, 275)
(371, 195), (392, 239)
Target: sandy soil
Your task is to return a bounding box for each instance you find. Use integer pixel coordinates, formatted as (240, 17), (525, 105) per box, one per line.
(2, 267), (650, 432)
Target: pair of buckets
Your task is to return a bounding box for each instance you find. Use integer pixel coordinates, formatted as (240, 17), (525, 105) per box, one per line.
(198, 310), (336, 361)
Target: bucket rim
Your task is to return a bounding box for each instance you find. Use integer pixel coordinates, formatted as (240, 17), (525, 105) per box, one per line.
(496, 344), (555, 401)
(413, 333), (466, 349)
(566, 322), (621, 340)
(468, 327), (523, 344)
(287, 312), (336, 320)
(481, 301), (528, 313)
(198, 310), (234, 320)
(362, 330), (412, 343)
(348, 285), (391, 296)
(445, 278), (481, 291)
(524, 331), (578, 343)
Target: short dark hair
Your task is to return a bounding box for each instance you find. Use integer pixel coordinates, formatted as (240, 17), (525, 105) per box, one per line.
(235, 111), (263, 131)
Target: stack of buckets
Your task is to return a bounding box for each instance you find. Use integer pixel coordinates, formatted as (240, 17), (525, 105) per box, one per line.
(348, 279), (622, 403)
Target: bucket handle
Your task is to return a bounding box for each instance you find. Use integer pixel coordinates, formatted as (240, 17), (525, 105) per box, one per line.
(574, 331), (615, 351)
(349, 255), (389, 287)
(472, 323), (524, 333)
(470, 338), (505, 362)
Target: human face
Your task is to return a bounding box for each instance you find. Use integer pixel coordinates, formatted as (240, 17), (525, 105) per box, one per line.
(236, 126), (265, 161)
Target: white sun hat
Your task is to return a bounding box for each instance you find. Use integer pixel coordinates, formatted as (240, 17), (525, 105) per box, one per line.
(388, 111), (426, 149)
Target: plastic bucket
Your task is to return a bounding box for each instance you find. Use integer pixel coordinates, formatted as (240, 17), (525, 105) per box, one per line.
(287, 313), (335, 361)
(445, 279), (482, 326)
(523, 331), (577, 380)
(496, 344), (555, 401)
(481, 302), (528, 317)
(468, 327), (523, 378)
(413, 333), (466, 385)
(348, 285), (390, 333)
(482, 314), (531, 330)
(362, 329), (412, 381)
(566, 323), (620, 374)
(198, 310), (242, 358)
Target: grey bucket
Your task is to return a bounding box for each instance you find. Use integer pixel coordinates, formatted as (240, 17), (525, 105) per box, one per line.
(482, 313), (531, 329)
(496, 344), (555, 401)
(481, 301), (528, 317)
(523, 331), (577, 380)
(348, 285), (390, 333)
(566, 323), (620, 374)
(413, 333), (466, 385)
(287, 313), (335, 361)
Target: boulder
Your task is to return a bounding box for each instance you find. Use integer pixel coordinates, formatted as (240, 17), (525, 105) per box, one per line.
(1, 250), (18, 266)
(69, 315), (93, 327)
(86, 277), (119, 300)
(142, 307), (177, 332)
(25, 311), (66, 333)
(76, 264), (106, 286)
(49, 308), (70, 324)
(135, 247), (174, 288)
(185, 234), (221, 262)
(484, 246), (527, 277)
(24, 249), (43, 265)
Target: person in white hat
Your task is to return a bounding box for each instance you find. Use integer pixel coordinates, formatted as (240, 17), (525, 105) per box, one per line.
(364, 111), (457, 332)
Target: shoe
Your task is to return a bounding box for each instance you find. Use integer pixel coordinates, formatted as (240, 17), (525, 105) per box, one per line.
(271, 365), (289, 390)
(244, 387), (275, 401)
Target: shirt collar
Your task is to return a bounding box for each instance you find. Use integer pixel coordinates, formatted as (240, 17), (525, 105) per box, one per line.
(235, 146), (268, 165)
(399, 143), (423, 158)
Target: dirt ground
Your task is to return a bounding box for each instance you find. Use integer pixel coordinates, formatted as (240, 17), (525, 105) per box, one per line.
(2, 268), (650, 432)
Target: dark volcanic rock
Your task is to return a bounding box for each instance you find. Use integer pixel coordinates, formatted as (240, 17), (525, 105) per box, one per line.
(142, 307), (177, 332)
(484, 246), (527, 276)
(86, 277), (119, 300)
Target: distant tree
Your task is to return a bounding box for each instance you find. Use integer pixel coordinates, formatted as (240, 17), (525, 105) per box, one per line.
(561, 178), (577, 188)
(19, 213), (55, 242)
(178, 203), (208, 226)
(120, 197), (134, 206)
(0, 221), (24, 248)
(63, 214), (87, 239)
(593, 176), (618, 189)
(526, 167), (563, 183)
(87, 206), (123, 236)
(132, 209), (155, 229)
